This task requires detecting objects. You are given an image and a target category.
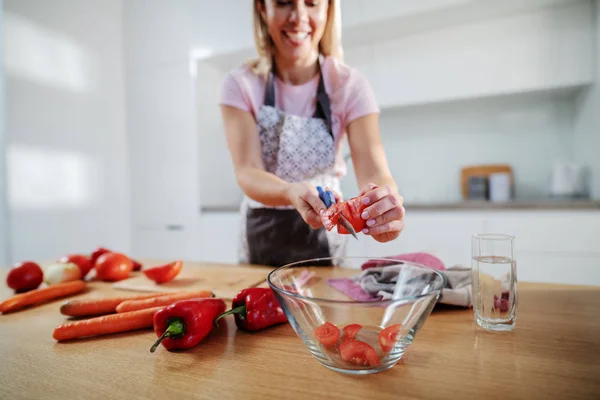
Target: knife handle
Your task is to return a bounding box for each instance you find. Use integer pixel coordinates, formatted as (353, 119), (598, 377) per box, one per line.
(316, 186), (335, 208)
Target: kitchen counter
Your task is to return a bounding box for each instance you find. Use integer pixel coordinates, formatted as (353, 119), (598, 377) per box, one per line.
(1, 262), (599, 399)
(404, 199), (600, 210)
(200, 199), (600, 213)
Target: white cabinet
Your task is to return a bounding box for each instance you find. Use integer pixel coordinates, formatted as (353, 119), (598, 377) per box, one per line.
(353, 1), (595, 110)
(132, 212), (241, 263)
(126, 62), (200, 230)
(196, 212), (241, 264)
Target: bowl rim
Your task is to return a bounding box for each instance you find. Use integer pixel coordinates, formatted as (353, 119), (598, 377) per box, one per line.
(266, 256), (448, 305)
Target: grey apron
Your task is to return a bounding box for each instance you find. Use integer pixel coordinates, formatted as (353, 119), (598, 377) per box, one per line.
(237, 57), (347, 268)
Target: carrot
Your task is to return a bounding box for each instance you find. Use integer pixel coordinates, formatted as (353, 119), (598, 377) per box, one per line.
(53, 306), (164, 341)
(0, 280), (87, 314)
(60, 292), (171, 317)
(115, 290), (214, 313)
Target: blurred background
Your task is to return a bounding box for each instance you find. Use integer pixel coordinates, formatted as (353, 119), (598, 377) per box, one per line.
(0, 0), (598, 285)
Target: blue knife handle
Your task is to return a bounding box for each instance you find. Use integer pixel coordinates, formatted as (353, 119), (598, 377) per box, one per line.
(316, 186), (335, 208)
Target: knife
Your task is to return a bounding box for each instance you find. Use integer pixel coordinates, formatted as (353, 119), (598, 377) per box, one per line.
(316, 186), (358, 240)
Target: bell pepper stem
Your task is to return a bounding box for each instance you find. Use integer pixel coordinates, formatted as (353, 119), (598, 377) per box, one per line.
(150, 318), (185, 353)
(213, 305), (247, 327)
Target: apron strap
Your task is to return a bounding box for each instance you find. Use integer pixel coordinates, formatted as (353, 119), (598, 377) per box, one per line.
(263, 56), (333, 138)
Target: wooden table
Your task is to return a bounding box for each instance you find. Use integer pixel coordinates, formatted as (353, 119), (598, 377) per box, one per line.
(1, 262), (599, 399)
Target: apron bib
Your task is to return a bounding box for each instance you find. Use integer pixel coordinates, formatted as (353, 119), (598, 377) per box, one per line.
(238, 58), (347, 267)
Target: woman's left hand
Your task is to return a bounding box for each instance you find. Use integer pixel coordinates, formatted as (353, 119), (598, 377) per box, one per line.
(358, 183), (405, 243)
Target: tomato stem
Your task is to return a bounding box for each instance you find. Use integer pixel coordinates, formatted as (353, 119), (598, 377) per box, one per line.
(150, 318), (184, 353)
(213, 305), (246, 327)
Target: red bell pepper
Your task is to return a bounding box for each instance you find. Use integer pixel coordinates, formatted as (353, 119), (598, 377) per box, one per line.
(322, 195), (369, 235)
(150, 298), (226, 352)
(213, 288), (288, 331)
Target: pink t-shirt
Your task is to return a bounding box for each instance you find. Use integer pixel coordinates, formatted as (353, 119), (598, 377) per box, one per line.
(219, 56), (380, 177)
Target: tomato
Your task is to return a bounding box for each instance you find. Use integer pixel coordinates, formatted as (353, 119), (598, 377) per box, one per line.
(91, 247), (142, 271)
(6, 261), (44, 292)
(90, 247), (111, 266)
(322, 196), (368, 235)
(342, 324), (362, 340)
(338, 197), (368, 234)
(378, 324), (402, 353)
(94, 252), (133, 282)
(131, 259), (143, 271)
(314, 322), (340, 347)
(143, 261), (182, 284)
(339, 339), (380, 367)
(58, 254), (92, 278)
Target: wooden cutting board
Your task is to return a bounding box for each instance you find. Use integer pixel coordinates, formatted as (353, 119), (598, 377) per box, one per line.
(112, 262), (275, 299)
(460, 164), (514, 199)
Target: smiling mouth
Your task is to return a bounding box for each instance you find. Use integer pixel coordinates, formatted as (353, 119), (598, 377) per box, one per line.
(283, 31), (310, 45)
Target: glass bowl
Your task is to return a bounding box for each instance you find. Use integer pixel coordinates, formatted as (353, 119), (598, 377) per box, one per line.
(267, 257), (447, 375)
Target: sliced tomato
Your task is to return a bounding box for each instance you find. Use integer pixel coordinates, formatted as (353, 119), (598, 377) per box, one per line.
(143, 261), (183, 284)
(321, 195), (368, 235)
(314, 322), (340, 347)
(339, 339), (380, 367)
(342, 324), (362, 340)
(338, 197), (368, 234)
(378, 324), (402, 352)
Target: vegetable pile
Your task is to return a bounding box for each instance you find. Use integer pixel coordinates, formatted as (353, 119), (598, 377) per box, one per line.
(0, 250), (290, 355)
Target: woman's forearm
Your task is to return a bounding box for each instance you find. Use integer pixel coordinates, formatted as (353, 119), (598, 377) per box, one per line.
(236, 167), (293, 207)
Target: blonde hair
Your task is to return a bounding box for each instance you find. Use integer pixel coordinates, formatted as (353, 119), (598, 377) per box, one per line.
(248, 0), (343, 76)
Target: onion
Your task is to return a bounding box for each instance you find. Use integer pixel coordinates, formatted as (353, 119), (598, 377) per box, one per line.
(44, 262), (82, 285)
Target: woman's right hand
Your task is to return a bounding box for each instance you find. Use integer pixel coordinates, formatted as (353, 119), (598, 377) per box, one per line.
(285, 182), (329, 229)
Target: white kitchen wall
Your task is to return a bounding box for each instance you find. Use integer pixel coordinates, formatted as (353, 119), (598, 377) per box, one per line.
(0, 0), (9, 267)
(573, 0), (600, 198)
(3, 0), (131, 264)
(340, 90), (576, 203)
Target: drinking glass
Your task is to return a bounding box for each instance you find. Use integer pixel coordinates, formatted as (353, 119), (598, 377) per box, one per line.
(471, 234), (517, 331)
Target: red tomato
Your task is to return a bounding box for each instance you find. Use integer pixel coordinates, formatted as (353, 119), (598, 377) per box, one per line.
(342, 324), (363, 340)
(339, 339), (380, 367)
(131, 259), (143, 271)
(91, 247), (142, 271)
(94, 252), (133, 282)
(322, 195), (368, 235)
(6, 261), (44, 292)
(90, 247), (111, 266)
(338, 197), (368, 234)
(314, 322), (340, 347)
(142, 261), (182, 284)
(378, 324), (402, 352)
(58, 254), (92, 278)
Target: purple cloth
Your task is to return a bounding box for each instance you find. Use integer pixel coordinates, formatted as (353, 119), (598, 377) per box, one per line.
(327, 278), (376, 301)
(326, 252), (468, 304)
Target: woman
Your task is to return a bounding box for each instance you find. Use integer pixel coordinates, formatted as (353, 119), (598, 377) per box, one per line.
(219, 0), (405, 267)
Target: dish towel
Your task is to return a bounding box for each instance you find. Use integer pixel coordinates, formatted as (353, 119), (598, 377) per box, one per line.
(327, 253), (473, 308)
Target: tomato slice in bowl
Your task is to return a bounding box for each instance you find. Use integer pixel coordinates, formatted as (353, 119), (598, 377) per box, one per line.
(342, 324), (362, 341)
(339, 339), (380, 367)
(143, 260), (183, 284)
(314, 322), (340, 347)
(378, 324), (402, 352)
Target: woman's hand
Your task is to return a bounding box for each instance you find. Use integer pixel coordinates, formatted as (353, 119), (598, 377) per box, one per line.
(359, 183), (405, 243)
(285, 182), (330, 229)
